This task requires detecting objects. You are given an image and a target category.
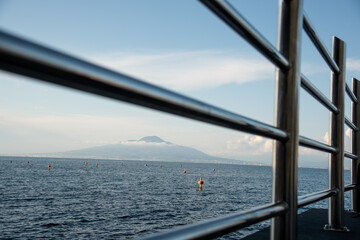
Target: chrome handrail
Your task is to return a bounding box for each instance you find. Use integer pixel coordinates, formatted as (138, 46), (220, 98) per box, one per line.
(345, 151), (358, 160)
(0, 30), (288, 141)
(345, 117), (358, 132)
(139, 203), (288, 240)
(303, 12), (340, 73)
(300, 74), (338, 114)
(345, 184), (357, 192)
(299, 136), (337, 154)
(298, 189), (339, 208)
(346, 83), (358, 104)
(199, 0), (289, 70)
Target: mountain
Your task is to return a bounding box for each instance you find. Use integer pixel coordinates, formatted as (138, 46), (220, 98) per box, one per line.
(41, 136), (243, 164)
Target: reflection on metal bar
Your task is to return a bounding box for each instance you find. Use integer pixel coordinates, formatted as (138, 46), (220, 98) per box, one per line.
(300, 74), (338, 114)
(0, 30), (288, 141)
(345, 184), (357, 192)
(345, 151), (358, 160)
(272, 0), (303, 239)
(299, 135), (337, 154)
(199, 0), (289, 70)
(139, 202), (287, 240)
(298, 188), (339, 208)
(345, 117), (358, 132)
(303, 12), (340, 73)
(327, 36), (346, 231)
(346, 83), (358, 104)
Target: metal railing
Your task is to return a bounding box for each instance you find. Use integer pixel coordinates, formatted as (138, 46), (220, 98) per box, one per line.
(350, 78), (360, 214)
(0, 0), (359, 239)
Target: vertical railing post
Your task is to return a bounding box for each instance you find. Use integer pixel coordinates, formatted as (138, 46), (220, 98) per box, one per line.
(351, 77), (360, 213)
(325, 36), (347, 231)
(272, 0), (303, 239)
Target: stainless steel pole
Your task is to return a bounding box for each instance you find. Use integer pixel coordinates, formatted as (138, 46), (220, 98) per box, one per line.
(351, 77), (360, 213)
(326, 36), (347, 231)
(272, 0), (303, 239)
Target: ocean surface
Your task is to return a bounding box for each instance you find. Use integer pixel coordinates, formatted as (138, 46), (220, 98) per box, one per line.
(0, 156), (351, 239)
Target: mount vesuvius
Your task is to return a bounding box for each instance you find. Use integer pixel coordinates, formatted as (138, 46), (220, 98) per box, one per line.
(40, 136), (242, 163)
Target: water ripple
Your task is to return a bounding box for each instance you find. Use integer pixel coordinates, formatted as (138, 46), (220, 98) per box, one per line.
(0, 156), (351, 239)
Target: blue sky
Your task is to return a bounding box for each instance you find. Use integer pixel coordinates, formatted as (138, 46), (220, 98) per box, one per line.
(0, 0), (359, 166)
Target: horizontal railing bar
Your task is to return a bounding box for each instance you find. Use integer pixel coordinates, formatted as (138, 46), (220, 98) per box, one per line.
(345, 184), (357, 192)
(302, 12), (340, 73)
(344, 151), (358, 160)
(299, 136), (337, 154)
(346, 83), (358, 103)
(300, 74), (338, 114)
(0, 30), (288, 141)
(138, 202), (288, 240)
(298, 188), (339, 208)
(345, 116), (359, 132)
(199, 0), (289, 70)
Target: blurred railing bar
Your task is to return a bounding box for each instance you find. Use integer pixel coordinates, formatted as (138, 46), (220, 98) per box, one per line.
(300, 74), (338, 114)
(199, 0), (289, 70)
(346, 83), (358, 104)
(344, 151), (358, 160)
(302, 12), (340, 74)
(0, 30), (288, 141)
(298, 188), (339, 208)
(345, 117), (358, 132)
(299, 135), (337, 154)
(345, 184), (357, 192)
(138, 202), (288, 240)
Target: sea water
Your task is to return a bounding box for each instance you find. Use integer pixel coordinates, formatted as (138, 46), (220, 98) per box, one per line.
(0, 156), (351, 239)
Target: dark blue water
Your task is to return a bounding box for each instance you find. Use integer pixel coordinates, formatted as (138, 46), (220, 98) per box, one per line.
(0, 156), (351, 239)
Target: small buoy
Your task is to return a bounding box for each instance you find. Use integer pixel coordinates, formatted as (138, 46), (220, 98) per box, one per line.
(198, 177), (204, 191)
(160, 164), (162, 168)
(198, 177), (204, 185)
(27, 160), (30, 165)
(183, 169), (187, 174)
(145, 164), (147, 166)
(96, 162), (99, 167)
(48, 163), (51, 168)
(213, 168), (215, 172)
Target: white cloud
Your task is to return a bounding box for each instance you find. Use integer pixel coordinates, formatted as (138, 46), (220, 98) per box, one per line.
(89, 50), (274, 91)
(323, 132), (329, 143)
(301, 62), (329, 76)
(228, 132), (330, 157)
(224, 133), (331, 157)
(314, 130), (352, 155)
(299, 147), (327, 156)
(119, 141), (170, 146)
(347, 58), (360, 73)
(323, 129), (351, 142)
(345, 128), (351, 137)
(225, 135), (273, 155)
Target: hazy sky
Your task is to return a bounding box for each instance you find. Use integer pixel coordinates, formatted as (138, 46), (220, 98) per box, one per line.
(0, 0), (359, 165)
